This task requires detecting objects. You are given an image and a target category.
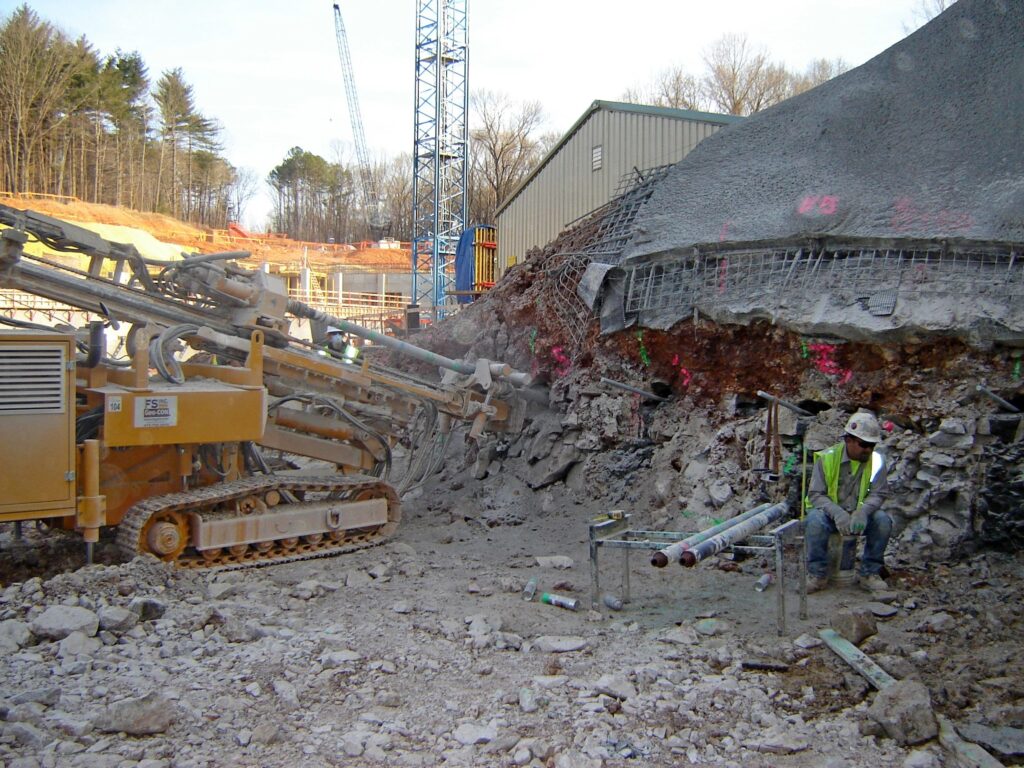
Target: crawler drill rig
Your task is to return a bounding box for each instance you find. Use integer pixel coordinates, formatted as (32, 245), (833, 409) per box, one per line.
(0, 204), (530, 568)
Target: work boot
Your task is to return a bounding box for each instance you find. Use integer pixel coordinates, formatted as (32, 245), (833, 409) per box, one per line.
(858, 573), (888, 592)
(806, 575), (829, 594)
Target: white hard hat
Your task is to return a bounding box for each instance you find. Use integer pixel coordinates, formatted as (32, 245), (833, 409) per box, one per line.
(326, 326), (342, 334)
(844, 412), (882, 443)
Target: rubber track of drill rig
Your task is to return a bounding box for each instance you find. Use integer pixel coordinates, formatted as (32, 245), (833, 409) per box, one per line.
(114, 475), (400, 571)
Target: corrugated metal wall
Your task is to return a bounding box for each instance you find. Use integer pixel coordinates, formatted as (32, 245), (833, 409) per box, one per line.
(496, 109), (728, 275)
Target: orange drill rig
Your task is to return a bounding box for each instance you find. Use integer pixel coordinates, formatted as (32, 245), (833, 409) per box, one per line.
(0, 204), (530, 568)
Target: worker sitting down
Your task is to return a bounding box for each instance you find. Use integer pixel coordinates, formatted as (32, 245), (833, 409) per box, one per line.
(805, 411), (893, 594)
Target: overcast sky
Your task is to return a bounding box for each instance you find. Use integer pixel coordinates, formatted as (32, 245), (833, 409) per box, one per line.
(5, 0), (932, 228)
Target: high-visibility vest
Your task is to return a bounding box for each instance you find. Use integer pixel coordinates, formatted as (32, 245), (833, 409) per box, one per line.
(806, 443), (872, 511)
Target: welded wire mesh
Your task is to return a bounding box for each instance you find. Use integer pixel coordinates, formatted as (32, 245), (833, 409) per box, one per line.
(547, 253), (592, 351)
(545, 165), (674, 353)
(625, 245), (1024, 318)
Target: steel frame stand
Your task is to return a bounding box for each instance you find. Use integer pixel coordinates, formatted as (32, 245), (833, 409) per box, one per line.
(589, 514), (807, 635)
(411, 0), (468, 320)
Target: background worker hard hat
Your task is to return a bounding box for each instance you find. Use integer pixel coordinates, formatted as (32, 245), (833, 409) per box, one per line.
(326, 326), (342, 335)
(844, 412), (882, 443)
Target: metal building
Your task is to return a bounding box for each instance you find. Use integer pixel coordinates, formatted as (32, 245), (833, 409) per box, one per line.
(494, 101), (742, 276)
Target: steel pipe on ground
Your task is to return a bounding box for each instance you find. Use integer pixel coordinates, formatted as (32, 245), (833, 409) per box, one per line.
(679, 501), (789, 567)
(650, 503), (770, 567)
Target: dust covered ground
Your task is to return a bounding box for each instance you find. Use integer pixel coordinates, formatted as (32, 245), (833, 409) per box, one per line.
(1, 360), (1022, 767)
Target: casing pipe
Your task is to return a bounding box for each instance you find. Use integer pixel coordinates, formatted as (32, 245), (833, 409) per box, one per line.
(680, 502), (789, 567)
(651, 503), (770, 567)
(976, 384), (1020, 413)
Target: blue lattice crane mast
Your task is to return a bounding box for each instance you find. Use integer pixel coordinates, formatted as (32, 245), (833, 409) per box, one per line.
(411, 0), (468, 318)
(332, 2), (390, 239)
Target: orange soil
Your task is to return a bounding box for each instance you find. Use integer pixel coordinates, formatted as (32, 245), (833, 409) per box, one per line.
(0, 194), (410, 272)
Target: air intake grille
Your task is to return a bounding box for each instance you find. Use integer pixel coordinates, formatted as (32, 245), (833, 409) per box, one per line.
(0, 345), (66, 414)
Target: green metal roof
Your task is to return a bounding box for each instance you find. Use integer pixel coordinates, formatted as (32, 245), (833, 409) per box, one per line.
(495, 100), (743, 217)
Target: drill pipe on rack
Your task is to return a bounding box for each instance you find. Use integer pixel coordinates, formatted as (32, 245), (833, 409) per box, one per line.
(650, 503), (771, 567)
(679, 501), (789, 567)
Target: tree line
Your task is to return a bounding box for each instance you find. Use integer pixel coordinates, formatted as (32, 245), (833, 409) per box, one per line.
(622, 33), (848, 116)
(0, 5), (254, 228)
(6, 3), (923, 242)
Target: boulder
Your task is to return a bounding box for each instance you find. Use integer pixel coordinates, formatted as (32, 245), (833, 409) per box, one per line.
(29, 606), (98, 640)
(868, 680), (938, 745)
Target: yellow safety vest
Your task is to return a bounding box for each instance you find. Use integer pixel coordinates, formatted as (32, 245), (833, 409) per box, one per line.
(806, 443), (872, 512)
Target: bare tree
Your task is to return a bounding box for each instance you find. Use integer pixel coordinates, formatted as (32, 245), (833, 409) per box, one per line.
(468, 90), (545, 225)
(700, 33), (790, 116)
(227, 167), (257, 224)
(904, 0), (957, 32)
(379, 153), (412, 241)
(622, 65), (708, 111)
(789, 57), (849, 97)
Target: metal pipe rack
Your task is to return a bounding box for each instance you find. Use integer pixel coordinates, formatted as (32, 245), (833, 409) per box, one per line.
(588, 511), (808, 635)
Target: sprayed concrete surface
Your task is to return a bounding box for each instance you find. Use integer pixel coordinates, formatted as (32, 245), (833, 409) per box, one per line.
(624, 0), (1024, 255)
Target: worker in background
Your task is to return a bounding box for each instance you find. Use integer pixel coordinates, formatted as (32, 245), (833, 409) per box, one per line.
(805, 411), (893, 594)
(323, 325), (361, 365)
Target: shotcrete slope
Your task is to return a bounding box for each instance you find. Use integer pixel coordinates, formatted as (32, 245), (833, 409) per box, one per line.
(625, 0), (1024, 257)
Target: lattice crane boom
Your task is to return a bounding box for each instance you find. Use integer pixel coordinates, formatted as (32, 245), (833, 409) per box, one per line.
(332, 3), (389, 237)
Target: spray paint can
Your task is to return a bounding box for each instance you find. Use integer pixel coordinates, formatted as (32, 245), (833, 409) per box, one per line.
(754, 573), (774, 592)
(602, 594), (624, 611)
(540, 592), (579, 611)
(522, 577), (538, 602)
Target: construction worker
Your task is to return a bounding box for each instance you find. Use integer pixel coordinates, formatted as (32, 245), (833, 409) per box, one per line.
(323, 326), (361, 364)
(805, 411), (892, 594)
(323, 326), (346, 352)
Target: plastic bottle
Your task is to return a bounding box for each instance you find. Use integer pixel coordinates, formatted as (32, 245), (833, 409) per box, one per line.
(522, 577), (538, 602)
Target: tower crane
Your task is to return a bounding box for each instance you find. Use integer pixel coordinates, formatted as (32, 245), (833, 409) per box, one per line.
(332, 3), (390, 238)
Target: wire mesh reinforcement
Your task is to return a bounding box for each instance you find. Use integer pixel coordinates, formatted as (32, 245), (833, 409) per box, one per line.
(624, 245), (1024, 318)
(546, 166), (675, 354)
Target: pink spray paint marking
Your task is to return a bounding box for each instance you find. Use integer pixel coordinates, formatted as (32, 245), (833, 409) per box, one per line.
(891, 196), (974, 234)
(671, 354), (692, 388)
(798, 195), (839, 215)
(550, 346), (572, 378)
(807, 342), (853, 385)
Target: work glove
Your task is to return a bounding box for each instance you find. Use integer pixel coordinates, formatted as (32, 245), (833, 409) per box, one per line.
(831, 508), (852, 535)
(850, 508), (868, 535)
